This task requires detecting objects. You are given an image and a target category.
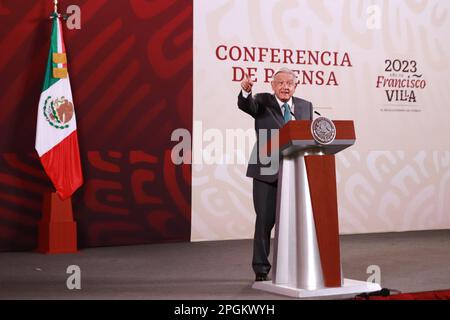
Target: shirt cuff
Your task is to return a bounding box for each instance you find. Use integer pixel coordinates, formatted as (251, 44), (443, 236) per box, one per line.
(241, 90), (251, 98)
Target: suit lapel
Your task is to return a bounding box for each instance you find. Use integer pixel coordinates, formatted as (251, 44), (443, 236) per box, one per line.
(293, 97), (303, 120)
(270, 94), (283, 117)
(268, 94), (284, 127)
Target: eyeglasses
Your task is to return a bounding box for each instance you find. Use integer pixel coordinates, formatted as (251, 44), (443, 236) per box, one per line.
(273, 81), (296, 87)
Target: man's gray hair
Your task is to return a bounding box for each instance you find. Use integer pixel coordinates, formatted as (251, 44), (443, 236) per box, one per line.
(272, 67), (298, 82)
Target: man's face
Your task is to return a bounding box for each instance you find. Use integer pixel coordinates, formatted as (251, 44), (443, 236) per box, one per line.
(271, 72), (297, 102)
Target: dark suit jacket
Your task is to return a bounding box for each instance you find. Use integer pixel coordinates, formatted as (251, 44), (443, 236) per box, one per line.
(238, 92), (313, 183)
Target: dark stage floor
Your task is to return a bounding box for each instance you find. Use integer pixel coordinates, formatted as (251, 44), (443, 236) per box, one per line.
(1, 230), (449, 299)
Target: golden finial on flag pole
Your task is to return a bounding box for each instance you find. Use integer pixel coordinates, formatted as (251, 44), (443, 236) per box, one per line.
(50, 0), (63, 20)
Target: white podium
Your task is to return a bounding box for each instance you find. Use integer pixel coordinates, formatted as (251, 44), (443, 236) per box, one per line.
(252, 120), (381, 299)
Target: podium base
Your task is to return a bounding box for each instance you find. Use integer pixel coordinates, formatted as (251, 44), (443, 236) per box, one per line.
(252, 278), (381, 299)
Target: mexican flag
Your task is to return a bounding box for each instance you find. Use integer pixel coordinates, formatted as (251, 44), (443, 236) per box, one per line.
(35, 13), (83, 200)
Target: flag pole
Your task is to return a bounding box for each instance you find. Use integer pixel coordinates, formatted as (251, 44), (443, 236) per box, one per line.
(50, 0), (59, 19)
(51, 0), (67, 20)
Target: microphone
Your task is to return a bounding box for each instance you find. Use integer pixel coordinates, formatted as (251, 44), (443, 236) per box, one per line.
(291, 110), (318, 119)
(290, 110), (295, 119)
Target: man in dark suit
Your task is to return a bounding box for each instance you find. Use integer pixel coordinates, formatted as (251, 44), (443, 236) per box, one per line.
(238, 68), (313, 281)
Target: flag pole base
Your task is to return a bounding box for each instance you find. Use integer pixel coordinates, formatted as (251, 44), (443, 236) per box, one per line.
(37, 192), (78, 254)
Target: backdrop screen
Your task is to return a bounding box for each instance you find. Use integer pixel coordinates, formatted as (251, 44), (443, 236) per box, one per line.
(192, 0), (450, 241)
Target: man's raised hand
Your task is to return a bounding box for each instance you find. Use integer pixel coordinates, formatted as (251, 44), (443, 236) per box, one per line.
(241, 73), (254, 93)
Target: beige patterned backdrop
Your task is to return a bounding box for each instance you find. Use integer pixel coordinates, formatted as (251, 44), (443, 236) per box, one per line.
(192, 0), (450, 241)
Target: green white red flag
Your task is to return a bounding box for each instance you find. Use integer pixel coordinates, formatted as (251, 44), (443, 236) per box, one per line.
(35, 13), (83, 200)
